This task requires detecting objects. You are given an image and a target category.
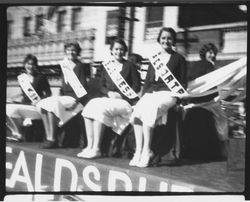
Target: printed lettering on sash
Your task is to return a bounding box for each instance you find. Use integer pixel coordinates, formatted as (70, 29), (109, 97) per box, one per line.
(149, 51), (189, 97)
(102, 60), (138, 99)
(60, 59), (87, 98)
(17, 73), (41, 105)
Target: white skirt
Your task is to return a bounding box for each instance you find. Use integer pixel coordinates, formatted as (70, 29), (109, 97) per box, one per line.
(6, 103), (41, 120)
(36, 96), (84, 126)
(82, 97), (132, 135)
(131, 91), (177, 127)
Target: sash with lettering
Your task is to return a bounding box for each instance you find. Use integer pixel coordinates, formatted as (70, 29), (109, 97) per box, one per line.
(148, 51), (189, 98)
(102, 59), (138, 99)
(17, 73), (41, 105)
(60, 58), (87, 98)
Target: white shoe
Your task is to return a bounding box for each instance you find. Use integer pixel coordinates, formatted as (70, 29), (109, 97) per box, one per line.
(129, 152), (141, 166)
(79, 149), (102, 159)
(7, 132), (22, 141)
(136, 151), (154, 168)
(12, 132), (22, 139)
(77, 147), (91, 158)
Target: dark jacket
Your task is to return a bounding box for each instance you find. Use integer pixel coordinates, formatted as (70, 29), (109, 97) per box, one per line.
(188, 59), (218, 103)
(60, 60), (89, 105)
(22, 74), (51, 104)
(99, 60), (141, 105)
(142, 52), (187, 95)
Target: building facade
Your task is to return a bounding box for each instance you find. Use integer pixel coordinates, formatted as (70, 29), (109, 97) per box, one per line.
(6, 5), (247, 95)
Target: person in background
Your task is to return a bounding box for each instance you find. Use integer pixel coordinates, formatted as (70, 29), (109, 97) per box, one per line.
(187, 43), (228, 143)
(128, 53), (143, 96)
(6, 54), (51, 141)
(130, 27), (187, 168)
(36, 41), (89, 148)
(128, 53), (143, 72)
(77, 38), (141, 159)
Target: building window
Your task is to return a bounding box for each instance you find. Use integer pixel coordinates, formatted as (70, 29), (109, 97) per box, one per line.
(144, 7), (164, 40)
(71, 8), (81, 31)
(57, 10), (66, 32)
(23, 16), (32, 37)
(36, 14), (44, 32)
(7, 20), (13, 39)
(105, 9), (119, 44)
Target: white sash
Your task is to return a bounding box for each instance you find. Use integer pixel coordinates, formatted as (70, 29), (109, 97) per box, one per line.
(102, 60), (138, 99)
(148, 51), (189, 97)
(17, 73), (41, 105)
(60, 58), (87, 98)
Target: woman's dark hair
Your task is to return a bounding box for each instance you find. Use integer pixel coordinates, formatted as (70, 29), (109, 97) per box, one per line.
(199, 43), (218, 60)
(64, 40), (82, 56)
(157, 27), (177, 45)
(128, 53), (143, 64)
(23, 54), (38, 66)
(110, 38), (128, 53)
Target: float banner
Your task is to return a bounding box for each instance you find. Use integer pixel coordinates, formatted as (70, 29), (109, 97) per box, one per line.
(60, 58), (87, 98)
(148, 51), (189, 98)
(103, 60), (139, 99)
(5, 144), (215, 192)
(17, 73), (41, 105)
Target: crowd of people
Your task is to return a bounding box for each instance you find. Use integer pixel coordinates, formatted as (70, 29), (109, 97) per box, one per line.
(6, 27), (232, 167)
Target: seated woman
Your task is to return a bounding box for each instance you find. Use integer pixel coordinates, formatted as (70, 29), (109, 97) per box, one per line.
(77, 38), (141, 159)
(187, 43), (228, 141)
(36, 41), (89, 148)
(130, 27), (187, 168)
(6, 54), (51, 141)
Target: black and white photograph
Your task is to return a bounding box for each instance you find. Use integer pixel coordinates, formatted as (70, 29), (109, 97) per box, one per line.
(2, 1), (248, 201)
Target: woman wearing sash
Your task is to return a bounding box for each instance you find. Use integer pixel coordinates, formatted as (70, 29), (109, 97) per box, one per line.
(6, 54), (51, 141)
(77, 38), (141, 159)
(130, 27), (187, 167)
(37, 41), (89, 148)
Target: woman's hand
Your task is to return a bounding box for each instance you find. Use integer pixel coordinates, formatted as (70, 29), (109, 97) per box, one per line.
(107, 91), (122, 99)
(65, 100), (78, 111)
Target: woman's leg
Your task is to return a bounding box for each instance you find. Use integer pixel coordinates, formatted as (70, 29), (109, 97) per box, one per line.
(6, 116), (23, 139)
(40, 112), (51, 141)
(45, 112), (58, 142)
(78, 119), (103, 158)
(141, 124), (154, 154)
(136, 124), (154, 167)
(92, 120), (105, 152)
(129, 119), (144, 166)
(6, 104), (25, 139)
(133, 124), (144, 155)
(77, 117), (95, 157)
(84, 117), (94, 150)
(41, 111), (60, 148)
